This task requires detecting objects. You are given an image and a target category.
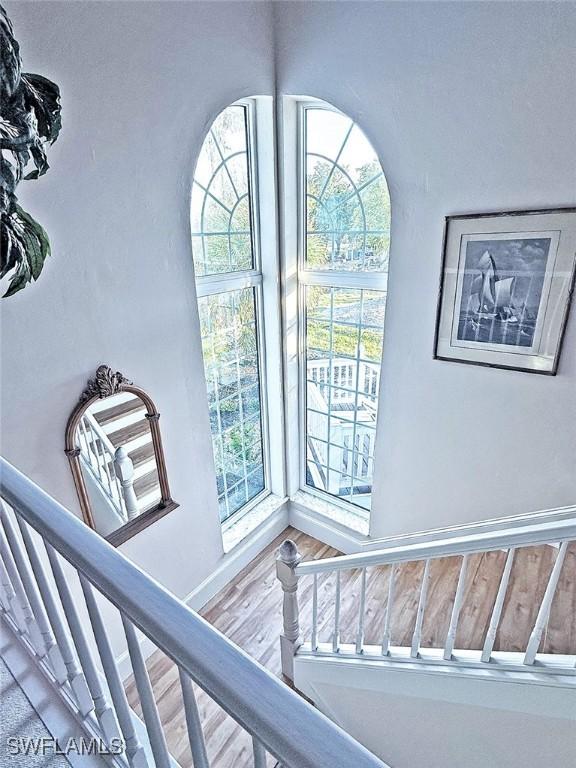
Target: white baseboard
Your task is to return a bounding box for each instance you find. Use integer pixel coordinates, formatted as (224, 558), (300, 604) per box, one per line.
(117, 502), (289, 680)
(289, 499), (371, 554)
(185, 501), (289, 610)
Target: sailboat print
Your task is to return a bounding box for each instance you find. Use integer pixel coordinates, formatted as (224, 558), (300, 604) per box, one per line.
(470, 251), (518, 323)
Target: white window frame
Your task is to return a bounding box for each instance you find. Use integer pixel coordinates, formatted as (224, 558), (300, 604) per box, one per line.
(293, 99), (388, 518)
(193, 98), (285, 528)
(194, 95), (389, 531)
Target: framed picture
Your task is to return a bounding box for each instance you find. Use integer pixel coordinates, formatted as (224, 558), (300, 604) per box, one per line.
(434, 208), (576, 374)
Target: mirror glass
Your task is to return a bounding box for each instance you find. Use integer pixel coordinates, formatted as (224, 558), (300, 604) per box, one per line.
(75, 392), (161, 537)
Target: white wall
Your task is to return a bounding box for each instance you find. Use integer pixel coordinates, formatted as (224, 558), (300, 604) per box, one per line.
(275, 0), (576, 538)
(0, 0), (275, 602)
(2, 0), (575, 580)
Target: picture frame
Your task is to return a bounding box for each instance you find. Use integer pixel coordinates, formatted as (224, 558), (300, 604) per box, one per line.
(434, 208), (576, 374)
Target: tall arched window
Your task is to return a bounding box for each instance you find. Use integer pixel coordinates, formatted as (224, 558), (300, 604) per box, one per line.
(192, 102), (268, 524)
(192, 97), (391, 529)
(300, 103), (391, 511)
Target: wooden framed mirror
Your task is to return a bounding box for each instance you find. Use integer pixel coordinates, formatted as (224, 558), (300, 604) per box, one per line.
(65, 365), (178, 546)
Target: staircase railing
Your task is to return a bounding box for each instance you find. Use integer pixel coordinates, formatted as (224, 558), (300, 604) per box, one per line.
(276, 518), (576, 680)
(78, 411), (127, 516)
(0, 457), (387, 768)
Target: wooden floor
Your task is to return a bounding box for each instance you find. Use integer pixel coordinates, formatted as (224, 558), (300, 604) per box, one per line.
(125, 528), (576, 768)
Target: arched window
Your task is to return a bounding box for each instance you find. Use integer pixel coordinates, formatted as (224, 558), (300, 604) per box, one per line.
(301, 103), (391, 511)
(191, 105), (254, 276)
(192, 102), (268, 524)
(192, 97), (391, 528)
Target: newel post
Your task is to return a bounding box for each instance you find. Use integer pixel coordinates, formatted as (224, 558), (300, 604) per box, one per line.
(276, 540), (302, 681)
(114, 447), (139, 521)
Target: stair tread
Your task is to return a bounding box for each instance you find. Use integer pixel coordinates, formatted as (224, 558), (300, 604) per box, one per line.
(128, 442), (155, 469)
(93, 398), (145, 427)
(108, 419), (149, 448)
(134, 469), (159, 499)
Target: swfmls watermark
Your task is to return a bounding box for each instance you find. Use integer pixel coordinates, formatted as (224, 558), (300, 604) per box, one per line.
(7, 736), (125, 756)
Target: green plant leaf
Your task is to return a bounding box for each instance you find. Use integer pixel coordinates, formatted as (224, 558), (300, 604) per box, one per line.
(0, 214), (23, 278)
(0, 154), (18, 193)
(18, 205), (50, 279)
(21, 73), (62, 144)
(0, 4), (22, 100)
(3, 260), (30, 297)
(24, 141), (49, 180)
(0, 5), (60, 297)
(1, 203), (50, 294)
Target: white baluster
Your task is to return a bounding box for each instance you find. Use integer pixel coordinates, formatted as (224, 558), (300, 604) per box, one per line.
(113, 466), (125, 513)
(114, 448), (139, 521)
(443, 555), (468, 660)
(45, 543), (121, 746)
(381, 564), (396, 656)
(122, 616), (171, 768)
(80, 419), (121, 509)
(311, 574), (318, 652)
(333, 571), (341, 654)
(83, 418), (101, 473)
(481, 548), (515, 663)
(524, 541), (569, 665)
(0, 508), (66, 682)
(276, 540), (302, 680)
(0, 557), (12, 605)
(0, 572), (8, 613)
(97, 437), (115, 498)
(179, 670), (209, 768)
(252, 737), (266, 768)
(15, 516), (93, 716)
(79, 575), (148, 768)
(79, 418), (92, 460)
(355, 568), (367, 654)
(411, 559), (431, 658)
(0, 544), (31, 635)
(1, 528), (48, 657)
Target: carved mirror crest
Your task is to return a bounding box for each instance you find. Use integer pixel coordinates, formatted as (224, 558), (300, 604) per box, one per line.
(65, 365), (178, 546)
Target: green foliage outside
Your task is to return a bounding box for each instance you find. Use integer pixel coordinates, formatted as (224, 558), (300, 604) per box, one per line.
(199, 288), (264, 503)
(306, 159), (390, 270)
(305, 285), (385, 362)
(307, 320), (383, 362)
(193, 106), (253, 276)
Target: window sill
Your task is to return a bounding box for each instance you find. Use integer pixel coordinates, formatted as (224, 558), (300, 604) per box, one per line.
(221, 493), (288, 553)
(290, 490), (370, 537)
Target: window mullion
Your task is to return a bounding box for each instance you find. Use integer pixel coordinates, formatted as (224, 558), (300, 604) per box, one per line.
(196, 270), (262, 297)
(209, 314), (230, 521)
(348, 290), (364, 503)
(298, 269), (387, 292)
(232, 293), (250, 503)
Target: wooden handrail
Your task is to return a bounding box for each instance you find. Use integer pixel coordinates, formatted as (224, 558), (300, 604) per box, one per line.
(0, 457), (387, 768)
